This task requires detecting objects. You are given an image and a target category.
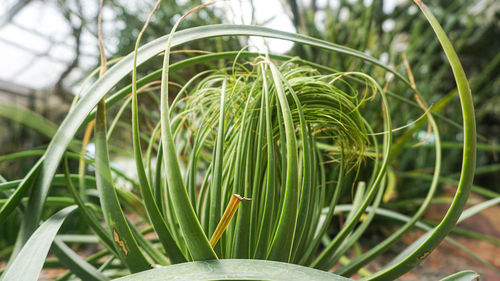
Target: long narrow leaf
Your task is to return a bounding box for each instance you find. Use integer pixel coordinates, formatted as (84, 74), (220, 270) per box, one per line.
(365, 2), (476, 279)
(0, 206), (77, 281)
(51, 238), (109, 281)
(94, 100), (150, 272)
(159, 8), (217, 261)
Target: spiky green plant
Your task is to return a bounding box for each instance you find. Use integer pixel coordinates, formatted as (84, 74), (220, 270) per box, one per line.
(0, 1), (493, 281)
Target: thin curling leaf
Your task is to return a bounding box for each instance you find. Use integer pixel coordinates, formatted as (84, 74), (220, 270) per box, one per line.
(0, 205), (77, 281)
(337, 100), (442, 277)
(298, 149), (345, 265)
(380, 197), (500, 276)
(365, 2), (476, 279)
(266, 61), (300, 262)
(332, 204), (499, 275)
(208, 79), (227, 241)
(230, 76), (257, 259)
(458, 196), (500, 223)
(160, 4), (218, 261)
(130, 0), (186, 264)
(279, 63), (314, 264)
(175, 61), (375, 263)
(113, 260), (352, 281)
(312, 73), (392, 271)
(51, 238), (109, 281)
(253, 64), (276, 259)
(0, 159), (42, 226)
(327, 180), (385, 268)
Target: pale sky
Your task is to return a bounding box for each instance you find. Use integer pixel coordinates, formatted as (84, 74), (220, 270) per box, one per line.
(0, 0), (400, 91)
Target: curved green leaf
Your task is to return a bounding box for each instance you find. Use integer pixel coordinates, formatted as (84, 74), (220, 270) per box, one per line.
(51, 238), (109, 281)
(266, 62), (300, 262)
(158, 14), (217, 261)
(130, 13), (186, 264)
(0, 205), (77, 281)
(94, 100), (150, 272)
(439, 270), (479, 281)
(0, 104), (57, 138)
(113, 259), (352, 281)
(312, 74), (392, 270)
(337, 101), (442, 276)
(365, 2), (476, 279)
(333, 205), (500, 275)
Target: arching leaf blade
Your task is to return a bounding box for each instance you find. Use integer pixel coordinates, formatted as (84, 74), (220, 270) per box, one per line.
(0, 205), (77, 281)
(113, 259), (352, 281)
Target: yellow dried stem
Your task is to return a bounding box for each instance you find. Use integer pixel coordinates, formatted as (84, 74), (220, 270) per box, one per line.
(209, 194), (251, 247)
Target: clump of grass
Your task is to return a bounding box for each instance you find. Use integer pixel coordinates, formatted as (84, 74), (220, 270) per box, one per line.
(172, 60), (381, 262)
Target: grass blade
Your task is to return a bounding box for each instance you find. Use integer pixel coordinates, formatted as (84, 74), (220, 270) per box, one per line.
(439, 270), (479, 281)
(337, 99), (442, 276)
(51, 238), (109, 281)
(266, 61), (300, 262)
(159, 5), (218, 261)
(129, 1), (186, 263)
(253, 65), (276, 259)
(0, 159), (42, 226)
(94, 100), (150, 272)
(208, 79), (227, 242)
(0, 205), (77, 281)
(365, 2), (476, 279)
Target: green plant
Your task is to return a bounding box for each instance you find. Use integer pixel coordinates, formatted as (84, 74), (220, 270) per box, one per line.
(283, 0), (499, 192)
(0, 1), (493, 281)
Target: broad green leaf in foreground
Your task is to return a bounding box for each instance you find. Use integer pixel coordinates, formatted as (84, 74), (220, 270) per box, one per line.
(114, 259), (352, 281)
